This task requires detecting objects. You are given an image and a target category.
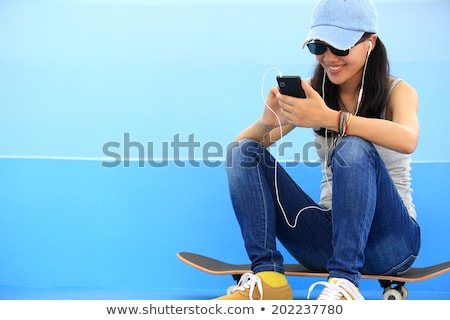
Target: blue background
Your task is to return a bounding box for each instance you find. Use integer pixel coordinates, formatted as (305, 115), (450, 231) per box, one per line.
(0, 0), (449, 299)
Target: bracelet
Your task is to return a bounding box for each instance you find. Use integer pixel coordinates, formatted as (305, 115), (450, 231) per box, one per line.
(346, 112), (354, 127)
(337, 111), (354, 136)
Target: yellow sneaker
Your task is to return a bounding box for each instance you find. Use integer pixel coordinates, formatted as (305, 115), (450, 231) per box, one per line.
(307, 277), (365, 300)
(214, 272), (293, 300)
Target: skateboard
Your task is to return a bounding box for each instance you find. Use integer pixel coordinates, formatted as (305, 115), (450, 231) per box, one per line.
(177, 251), (450, 300)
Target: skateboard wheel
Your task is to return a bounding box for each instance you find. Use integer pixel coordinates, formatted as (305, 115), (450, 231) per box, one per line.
(226, 284), (237, 295)
(382, 288), (403, 300)
(400, 286), (408, 300)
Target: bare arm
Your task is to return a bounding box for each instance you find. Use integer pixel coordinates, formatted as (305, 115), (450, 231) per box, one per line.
(344, 81), (419, 153)
(234, 87), (296, 147)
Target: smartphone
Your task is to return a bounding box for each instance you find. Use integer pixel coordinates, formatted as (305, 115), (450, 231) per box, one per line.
(276, 76), (306, 98)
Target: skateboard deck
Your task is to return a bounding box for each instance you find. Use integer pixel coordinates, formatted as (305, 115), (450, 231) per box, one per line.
(177, 251), (450, 300)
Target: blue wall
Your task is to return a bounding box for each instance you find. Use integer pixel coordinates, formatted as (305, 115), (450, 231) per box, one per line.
(0, 0), (449, 299)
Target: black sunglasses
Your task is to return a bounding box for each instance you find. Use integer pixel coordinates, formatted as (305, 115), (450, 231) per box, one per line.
(306, 36), (369, 57)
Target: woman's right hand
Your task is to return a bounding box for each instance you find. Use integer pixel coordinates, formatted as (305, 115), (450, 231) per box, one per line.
(259, 86), (288, 129)
(234, 87), (294, 144)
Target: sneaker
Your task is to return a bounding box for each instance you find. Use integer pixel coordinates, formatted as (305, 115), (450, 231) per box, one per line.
(214, 272), (293, 300)
(307, 277), (365, 300)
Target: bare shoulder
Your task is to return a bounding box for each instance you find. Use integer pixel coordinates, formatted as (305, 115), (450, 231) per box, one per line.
(386, 78), (419, 120)
(390, 78), (417, 98)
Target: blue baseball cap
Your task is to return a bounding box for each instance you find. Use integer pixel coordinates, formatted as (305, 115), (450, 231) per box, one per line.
(303, 0), (378, 50)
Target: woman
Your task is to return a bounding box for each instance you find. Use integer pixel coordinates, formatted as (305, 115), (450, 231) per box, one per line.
(216, 0), (420, 300)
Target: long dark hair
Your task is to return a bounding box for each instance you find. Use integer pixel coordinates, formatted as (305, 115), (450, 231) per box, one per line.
(312, 33), (391, 136)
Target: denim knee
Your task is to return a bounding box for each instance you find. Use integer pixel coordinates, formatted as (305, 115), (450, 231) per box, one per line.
(332, 136), (377, 168)
(226, 138), (264, 170)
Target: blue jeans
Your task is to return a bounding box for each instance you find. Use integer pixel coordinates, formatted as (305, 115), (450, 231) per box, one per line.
(225, 137), (420, 287)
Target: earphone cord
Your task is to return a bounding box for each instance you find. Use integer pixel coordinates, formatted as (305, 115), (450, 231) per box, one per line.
(323, 44), (370, 199)
(355, 43), (371, 116)
(261, 67), (330, 229)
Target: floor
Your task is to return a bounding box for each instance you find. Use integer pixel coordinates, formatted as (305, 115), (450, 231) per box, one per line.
(1, 287), (449, 300)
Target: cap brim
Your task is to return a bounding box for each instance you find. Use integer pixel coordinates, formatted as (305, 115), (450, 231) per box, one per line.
(302, 26), (365, 50)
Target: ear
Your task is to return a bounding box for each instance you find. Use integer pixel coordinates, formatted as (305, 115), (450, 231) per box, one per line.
(368, 34), (378, 53)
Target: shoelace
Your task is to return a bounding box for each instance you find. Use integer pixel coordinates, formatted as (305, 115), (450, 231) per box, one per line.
(307, 280), (353, 300)
(231, 273), (263, 300)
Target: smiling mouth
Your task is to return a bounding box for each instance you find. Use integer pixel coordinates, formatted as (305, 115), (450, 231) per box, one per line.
(328, 65), (343, 72)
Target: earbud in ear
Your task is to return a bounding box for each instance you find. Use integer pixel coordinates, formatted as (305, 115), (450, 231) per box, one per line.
(368, 40), (373, 55)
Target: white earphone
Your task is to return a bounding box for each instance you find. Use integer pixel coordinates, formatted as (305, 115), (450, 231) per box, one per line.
(368, 40), (373, 56)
